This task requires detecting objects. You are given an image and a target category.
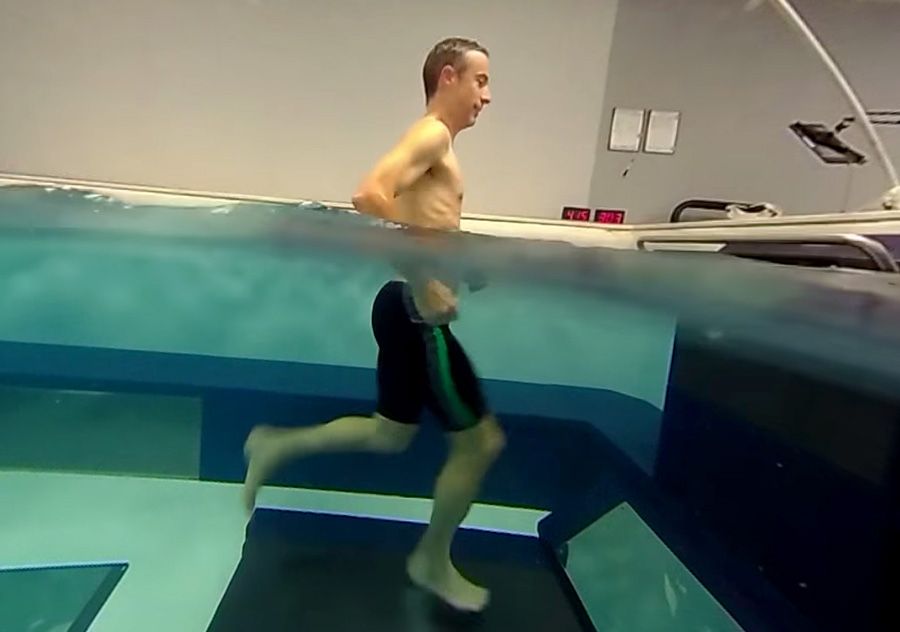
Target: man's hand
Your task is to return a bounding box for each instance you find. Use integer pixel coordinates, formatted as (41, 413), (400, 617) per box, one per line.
(352, 118), (451, 222)
(413, 279), (459, 325)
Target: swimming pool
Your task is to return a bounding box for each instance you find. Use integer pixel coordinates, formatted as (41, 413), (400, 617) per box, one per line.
(1, 180), (897, 631)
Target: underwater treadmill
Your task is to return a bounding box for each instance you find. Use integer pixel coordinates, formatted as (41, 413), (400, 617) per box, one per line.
(206, 508), (590, 632)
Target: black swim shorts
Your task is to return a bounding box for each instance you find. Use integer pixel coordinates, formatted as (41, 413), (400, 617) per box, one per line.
(371, 280), (488, 432)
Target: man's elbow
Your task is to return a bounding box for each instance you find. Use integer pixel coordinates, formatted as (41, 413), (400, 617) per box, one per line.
(352, 186), (389, 218)
(352, 190), (372, 212)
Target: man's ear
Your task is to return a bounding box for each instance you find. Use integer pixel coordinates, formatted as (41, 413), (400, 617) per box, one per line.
(438, 64), (457, 89)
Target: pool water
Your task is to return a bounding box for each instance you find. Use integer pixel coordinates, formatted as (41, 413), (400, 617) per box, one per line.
(0, 186), (677, 477)
(1, 183), (897, 631)
(0, 562), (126, 632)
(0, 230), (675, 403)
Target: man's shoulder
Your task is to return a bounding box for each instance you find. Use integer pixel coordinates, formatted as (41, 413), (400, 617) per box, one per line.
(403, 115), (451, 150)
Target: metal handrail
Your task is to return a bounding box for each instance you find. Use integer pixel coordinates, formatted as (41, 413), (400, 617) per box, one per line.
(669, 199), (755, 223)
(636, 234), (900, 273)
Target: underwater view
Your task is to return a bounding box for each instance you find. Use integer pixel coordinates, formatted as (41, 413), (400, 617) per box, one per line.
(1, 181), (898, 632)
(1, 0), (900, 631)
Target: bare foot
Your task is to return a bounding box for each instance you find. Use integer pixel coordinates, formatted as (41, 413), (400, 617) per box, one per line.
(242, 425), (286, 514)
(407, 551), (490, 613)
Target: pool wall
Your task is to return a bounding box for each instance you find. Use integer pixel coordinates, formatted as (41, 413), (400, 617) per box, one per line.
(0, 339), (661, 512)
(654, 334), (899, 632)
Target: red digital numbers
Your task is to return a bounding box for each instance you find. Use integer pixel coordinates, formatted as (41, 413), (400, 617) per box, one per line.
(561, 206), (591, 222)
(562, 206), (626, 224)
(593, 210), (626, 224)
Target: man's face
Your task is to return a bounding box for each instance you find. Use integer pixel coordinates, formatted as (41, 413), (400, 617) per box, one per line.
(447, 51), (491, 128)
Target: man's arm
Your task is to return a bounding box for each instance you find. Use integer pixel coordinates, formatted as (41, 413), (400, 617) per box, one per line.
(351, 119), (451, 223)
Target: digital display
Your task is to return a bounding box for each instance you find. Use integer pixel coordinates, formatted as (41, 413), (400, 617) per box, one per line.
(561, 206), (591, 222)
(594, 209), (626, 224)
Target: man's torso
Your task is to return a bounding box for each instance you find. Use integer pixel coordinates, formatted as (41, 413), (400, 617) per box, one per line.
(395, 120), (463, 231)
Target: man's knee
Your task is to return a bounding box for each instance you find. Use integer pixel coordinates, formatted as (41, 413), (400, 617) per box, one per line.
(476, 415), (505, 460)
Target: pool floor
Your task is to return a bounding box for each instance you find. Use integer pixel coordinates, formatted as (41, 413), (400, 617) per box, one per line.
(0, 470), (544, 632)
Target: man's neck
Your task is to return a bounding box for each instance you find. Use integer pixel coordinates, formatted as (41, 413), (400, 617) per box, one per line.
(425, 103), (460, 139)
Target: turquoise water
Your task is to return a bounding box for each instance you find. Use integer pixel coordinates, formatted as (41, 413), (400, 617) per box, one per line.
(0, 184), (681, 630)
(0, 186), (678, 476)
(1, 183), (897, 631)
(0, 231), (674, 406)
(0, 562), (126, 631)
(566, 503), (742, 631)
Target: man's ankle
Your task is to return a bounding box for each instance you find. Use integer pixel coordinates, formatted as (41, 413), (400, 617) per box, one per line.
(412, 536), (450, 562)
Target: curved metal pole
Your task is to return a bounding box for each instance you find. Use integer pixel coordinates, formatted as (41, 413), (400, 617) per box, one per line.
(768, 0), (900, 196)
(637, 234), (899, 273)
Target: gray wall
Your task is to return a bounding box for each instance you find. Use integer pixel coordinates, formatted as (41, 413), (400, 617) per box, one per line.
(0, 0), (618, 218)
(590, 0), (900, 223)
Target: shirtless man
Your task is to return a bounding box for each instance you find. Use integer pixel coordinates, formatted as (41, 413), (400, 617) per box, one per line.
(242, 38), (504, 613)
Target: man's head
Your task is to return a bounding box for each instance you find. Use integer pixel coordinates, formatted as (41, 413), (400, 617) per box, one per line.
(422, 37), (491, 130)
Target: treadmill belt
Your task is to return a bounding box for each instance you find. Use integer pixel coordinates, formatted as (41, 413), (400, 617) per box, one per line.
(208, 508), (587, 631)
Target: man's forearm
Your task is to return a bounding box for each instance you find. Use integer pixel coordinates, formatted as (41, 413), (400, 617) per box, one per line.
(352, 190), (400, 223)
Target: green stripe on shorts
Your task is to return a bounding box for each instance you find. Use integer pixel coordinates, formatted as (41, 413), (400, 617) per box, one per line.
(429, 327), (480, 430)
